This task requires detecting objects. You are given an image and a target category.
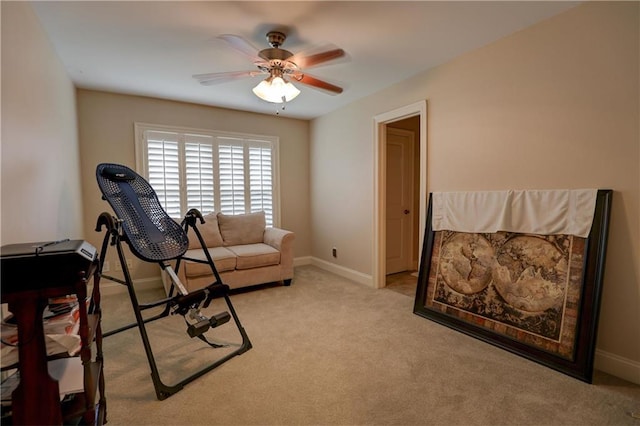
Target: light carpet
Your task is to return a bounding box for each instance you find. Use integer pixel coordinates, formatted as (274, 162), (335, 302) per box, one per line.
(99, 265), (640, 425)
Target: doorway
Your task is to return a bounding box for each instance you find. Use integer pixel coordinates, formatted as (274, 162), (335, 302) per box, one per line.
(373, 101), (427, 289)
(385, 126), (416, 276)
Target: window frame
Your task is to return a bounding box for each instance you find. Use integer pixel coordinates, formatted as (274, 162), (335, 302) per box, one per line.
(134, 122), (281, 227)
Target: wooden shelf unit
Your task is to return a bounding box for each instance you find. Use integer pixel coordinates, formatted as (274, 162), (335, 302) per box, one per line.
(1, 244), (106, 425)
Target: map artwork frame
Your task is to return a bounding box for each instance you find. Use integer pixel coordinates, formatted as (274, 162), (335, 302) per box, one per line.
(413, 190), (612, 383)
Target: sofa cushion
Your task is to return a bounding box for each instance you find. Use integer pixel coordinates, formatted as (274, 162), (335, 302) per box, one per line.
(226, 243), (281, 270)
(186, 212), (224, 249)
(218, 211), (266, 246)
(183, 246), (236, 277)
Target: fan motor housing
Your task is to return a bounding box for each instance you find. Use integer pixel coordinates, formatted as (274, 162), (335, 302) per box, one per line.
(259, 48), (293, 62)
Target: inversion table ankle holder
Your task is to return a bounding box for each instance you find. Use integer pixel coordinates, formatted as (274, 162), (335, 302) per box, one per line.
(94, 162), (252, 400)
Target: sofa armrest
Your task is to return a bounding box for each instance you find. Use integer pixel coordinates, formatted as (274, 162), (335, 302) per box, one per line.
(264, 227), (294, 250)
(264, 227), (295, 280)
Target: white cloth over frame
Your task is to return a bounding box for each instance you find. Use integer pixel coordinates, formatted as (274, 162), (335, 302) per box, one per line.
(432, 189), (598, 238)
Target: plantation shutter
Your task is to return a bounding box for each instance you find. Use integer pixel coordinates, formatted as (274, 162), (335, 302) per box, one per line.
(146, 130), (181, 218)
(248, 142), (274, 225)
(185, 134), (215, 215)
(136, 123), (278, 227)
(217, 138), (246, 215)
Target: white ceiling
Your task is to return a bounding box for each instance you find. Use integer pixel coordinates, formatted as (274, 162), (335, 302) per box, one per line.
(31, 1), (579, 120)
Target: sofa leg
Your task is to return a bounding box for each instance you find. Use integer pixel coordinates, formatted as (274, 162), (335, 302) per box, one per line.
(283, 279), (292, 286)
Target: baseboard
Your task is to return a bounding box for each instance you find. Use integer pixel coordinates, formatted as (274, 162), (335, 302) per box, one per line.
(100, 276), (164, 296)
(99, 257), (330, 294)
(595, 349), (640, 385)
(308, 257), (373, 287)
(100, 257), (316, 294)
(293, 256), (313, 267)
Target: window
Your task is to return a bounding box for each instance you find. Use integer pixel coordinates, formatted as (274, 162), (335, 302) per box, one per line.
(135, 123), (279, 227)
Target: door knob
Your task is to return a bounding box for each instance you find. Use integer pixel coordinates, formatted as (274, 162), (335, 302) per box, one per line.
(404, 209), (410, 214)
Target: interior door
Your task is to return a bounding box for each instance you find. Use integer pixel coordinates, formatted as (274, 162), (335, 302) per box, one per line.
(385, 127), (414, 275)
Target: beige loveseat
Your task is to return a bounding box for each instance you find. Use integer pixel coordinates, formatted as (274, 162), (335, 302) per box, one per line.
(166, 211), (295, 293)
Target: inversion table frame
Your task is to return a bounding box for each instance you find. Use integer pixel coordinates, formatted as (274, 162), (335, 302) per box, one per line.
(95, 163), (252, 400)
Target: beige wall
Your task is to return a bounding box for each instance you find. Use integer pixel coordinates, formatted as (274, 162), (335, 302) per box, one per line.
(311, 2), (639, 379)
(77, 90), (311, 280)
(1, 2), (83, 245)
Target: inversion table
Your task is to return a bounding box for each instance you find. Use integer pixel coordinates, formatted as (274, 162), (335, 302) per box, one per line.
(94, 162), (252, 400)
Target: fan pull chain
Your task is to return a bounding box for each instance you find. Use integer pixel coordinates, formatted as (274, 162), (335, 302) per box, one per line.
(275, 96), (287, 115)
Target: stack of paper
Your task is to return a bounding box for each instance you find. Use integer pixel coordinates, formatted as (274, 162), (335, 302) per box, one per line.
(0, 296), (87, 368)
(1, 358), (84, 404)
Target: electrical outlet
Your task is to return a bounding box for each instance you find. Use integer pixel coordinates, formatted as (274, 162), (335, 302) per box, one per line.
(115, 260), (122, 271)
(102, 261), (110, 272)
(332, 247), (337, 258)
(126, 259), (133, 269)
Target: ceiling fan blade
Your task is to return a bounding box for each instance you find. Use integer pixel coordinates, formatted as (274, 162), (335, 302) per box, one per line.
(218, 34), (262, 62)
(289, 48), (345, 69)
(193, 70), (263, 86)
(290, 73), (343, 95)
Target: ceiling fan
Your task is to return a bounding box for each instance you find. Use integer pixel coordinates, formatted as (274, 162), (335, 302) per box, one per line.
(193, 31), (345, 104)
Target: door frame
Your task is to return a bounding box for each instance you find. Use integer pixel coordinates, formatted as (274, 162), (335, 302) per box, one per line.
(373, 100), (427, 289)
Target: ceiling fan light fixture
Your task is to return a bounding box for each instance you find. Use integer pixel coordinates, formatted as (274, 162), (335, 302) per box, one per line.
(252, 76), (300, 103)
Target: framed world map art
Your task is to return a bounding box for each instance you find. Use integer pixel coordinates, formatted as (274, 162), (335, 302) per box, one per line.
(413, 189), (612, 383)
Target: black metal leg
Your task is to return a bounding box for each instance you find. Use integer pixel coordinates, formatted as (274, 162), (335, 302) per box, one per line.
(96, 219), (251, 400)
